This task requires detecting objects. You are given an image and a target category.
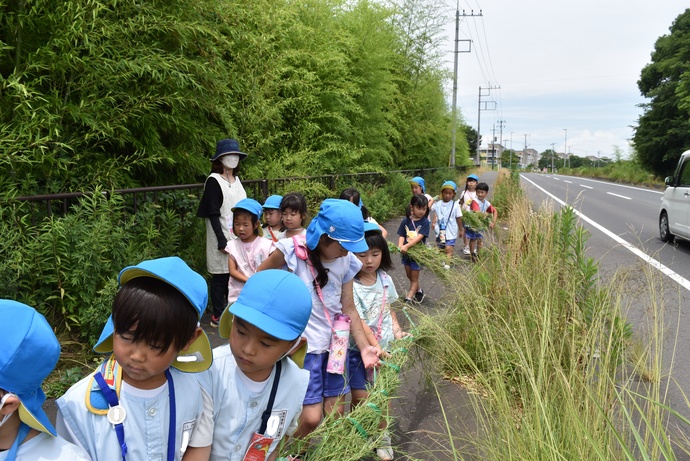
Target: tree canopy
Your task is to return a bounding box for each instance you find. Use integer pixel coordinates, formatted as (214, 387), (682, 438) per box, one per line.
(634, 8), (690, 177)
(0, 0), (470, 195)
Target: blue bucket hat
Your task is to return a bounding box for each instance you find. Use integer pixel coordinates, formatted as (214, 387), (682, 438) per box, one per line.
(409, 176), (426, 193)
(0, 300), (61, 435)
(306, 199), (368, 253)
(263, 195), (283, 210)
(210, 138), (248, 162)
(467, 173), (479, 181)
(232, 198), (263, 219)
(441, 180), (457, 192)
(219, 270), (312, 341)
(94, 257), (212, 372)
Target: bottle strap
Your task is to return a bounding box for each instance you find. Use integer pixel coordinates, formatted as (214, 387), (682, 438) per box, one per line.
(292, 235), (335, 332)
(258, 361), (282, 435)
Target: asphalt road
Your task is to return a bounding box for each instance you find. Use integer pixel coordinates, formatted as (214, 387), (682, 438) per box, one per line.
(520, 173), (690, 441)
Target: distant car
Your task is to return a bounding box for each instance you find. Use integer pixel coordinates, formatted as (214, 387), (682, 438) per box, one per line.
(659, 150), (690, 243)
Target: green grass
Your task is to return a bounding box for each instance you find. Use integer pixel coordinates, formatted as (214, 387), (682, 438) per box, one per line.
(412, 173), (690, 459)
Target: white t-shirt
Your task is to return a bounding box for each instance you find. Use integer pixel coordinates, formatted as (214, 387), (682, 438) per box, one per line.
(459, 190), (477, 212)
(351, 270), (399, 350)
(275, 238), (362, 353)
(201, 344), (309, 461)
(0, 431), (92, 461)
(431, 199), (463, 240)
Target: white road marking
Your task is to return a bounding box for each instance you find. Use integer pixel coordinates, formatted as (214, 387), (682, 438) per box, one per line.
(564, 180), (572, 184)
(580, 185), (593, 189)
(607, 192), (631, 200)
(521, 174), (690, 292)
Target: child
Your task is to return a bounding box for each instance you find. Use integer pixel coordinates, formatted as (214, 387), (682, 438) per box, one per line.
(227, 198), (275, 310)
(409, 176), (434, 210)
(397, 194), (430, 303)
(349, 223), (407, 461)
(262, 195), (286, 242)
(339, 187), (388, 237)
(257, 199), (382, 439)
(202, 270), (313, 461)
(459, 173), (479, 255)
(56, 257), (214, 461)
(0, 300), (91, 461)
(466, 182), (498, 260)
(430, 181), (464, 263)
(281, 192), (308, 238)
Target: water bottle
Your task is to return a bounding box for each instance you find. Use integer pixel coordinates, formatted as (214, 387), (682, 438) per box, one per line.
(327, 314), (351, 374)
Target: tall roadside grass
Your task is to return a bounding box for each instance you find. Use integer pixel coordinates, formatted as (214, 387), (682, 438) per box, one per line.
(414, 172), (690, 459)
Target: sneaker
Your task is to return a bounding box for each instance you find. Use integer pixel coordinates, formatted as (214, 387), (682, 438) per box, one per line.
(404, 297), (414, 304)
(414, 290), (425, 303)
(443, 264), (451, 270)
(463, 246), (470, 255)
(210, 315), (220, 328)
(376, 432), (394, 461)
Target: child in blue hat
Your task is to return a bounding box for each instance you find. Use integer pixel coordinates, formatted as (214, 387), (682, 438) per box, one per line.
(430, 180), (464, 263)
(258, 199), (382, 439)
(261, 195), (286, 242)
(56, 257), (214, 461)
(227, 198), (275, 308)
(201, 270), (313, 460)
(0, 300), (91, 461)
(409, 176), (435, 210)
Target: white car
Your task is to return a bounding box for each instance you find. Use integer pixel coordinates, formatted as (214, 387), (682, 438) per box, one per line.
(660, 149), (690, 243)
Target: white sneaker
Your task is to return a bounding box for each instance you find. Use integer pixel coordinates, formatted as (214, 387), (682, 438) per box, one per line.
(463, 246), (470, 255)
(376, 433), (394, 461)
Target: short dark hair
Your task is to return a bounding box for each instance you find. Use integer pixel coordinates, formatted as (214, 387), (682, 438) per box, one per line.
(476, 182), (489, 192)
(280, 192), (308, 215)
(233, 209), (260, 236)
(339, 187), (371, 220)
(407, 194), (429, 219)
(363, 231), (392, 271)
(112, 277), (198, 354)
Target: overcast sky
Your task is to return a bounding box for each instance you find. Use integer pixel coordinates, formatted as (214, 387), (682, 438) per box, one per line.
(443, 1), (689, 159)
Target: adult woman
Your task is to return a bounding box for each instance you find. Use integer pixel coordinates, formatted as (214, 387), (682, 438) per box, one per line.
(197, 138), (248, 327)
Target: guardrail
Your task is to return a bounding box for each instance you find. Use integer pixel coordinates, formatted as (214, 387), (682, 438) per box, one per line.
(10, 167), (458, 224)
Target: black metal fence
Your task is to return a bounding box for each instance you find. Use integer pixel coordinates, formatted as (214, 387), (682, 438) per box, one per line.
(10, 167), (457, 224)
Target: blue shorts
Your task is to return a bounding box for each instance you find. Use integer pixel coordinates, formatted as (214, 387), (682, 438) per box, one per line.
(436, 237), (456, 248)
(465, 228), (483, 240)
(303, 352), (350, 405)
(401, 254), (421, 271)
(346, 349), (369, 391)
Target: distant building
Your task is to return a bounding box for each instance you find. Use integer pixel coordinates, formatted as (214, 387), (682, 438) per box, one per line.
(517, 148), (539, 169)
(479, 143), (504, 168)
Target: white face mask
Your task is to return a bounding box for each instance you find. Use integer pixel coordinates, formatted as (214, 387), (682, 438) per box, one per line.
(221, 154), (239, 170)
(0, 392), (16, 428)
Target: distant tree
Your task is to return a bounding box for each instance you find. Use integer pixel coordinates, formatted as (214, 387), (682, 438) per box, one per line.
(500, 149), (519, 168)
(538, 149), (560, 171)
(464, 125), (480, 160)
(633, 8), (690, 177)
(568, 155), (585, 168)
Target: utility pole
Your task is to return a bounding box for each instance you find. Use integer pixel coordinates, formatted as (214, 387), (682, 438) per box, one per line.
(491, 125), (495, 170)
(476, 84), (499, 165)
(497, 120), (505, 170)
(450, 6), (481, 168)
(563, 128), (568, 168)
(523, 134), (529, 170)
(510, 132), (514, 169)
